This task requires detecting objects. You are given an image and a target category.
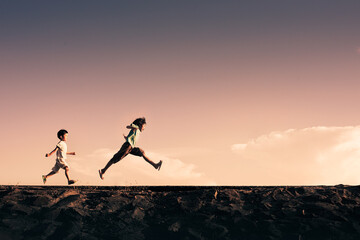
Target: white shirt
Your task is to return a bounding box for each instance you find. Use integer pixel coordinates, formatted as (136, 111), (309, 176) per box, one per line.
(56, 141), (67, 161)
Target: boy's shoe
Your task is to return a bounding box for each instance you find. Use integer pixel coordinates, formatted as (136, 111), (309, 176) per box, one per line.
(157, 160), (163, 171)
(68, 180), (77, 185)
(42, 175), (47, 184)
(98, 170), (104, 180)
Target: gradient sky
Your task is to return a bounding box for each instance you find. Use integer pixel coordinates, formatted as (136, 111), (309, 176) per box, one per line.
(1, 1), (360, 186)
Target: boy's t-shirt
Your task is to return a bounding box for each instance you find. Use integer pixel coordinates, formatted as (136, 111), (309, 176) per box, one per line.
(56, 141), (67, 161)
(126, 124), (140, 147)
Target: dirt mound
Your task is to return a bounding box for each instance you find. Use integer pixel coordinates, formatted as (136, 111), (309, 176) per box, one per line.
(1, 185), (360, 239)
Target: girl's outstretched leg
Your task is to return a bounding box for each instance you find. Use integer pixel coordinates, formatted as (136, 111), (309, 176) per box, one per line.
(100, 160), (113, 176)
(99, 143), (132, 180)
(99, 159), (118, 180)
(142, 152), (162, 171)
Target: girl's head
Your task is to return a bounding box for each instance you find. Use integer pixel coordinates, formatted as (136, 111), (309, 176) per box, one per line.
(133, 117), (146, 131)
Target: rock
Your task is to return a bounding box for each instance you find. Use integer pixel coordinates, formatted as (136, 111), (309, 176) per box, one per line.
(1, 185), (360, 239)
(177, 196), (203, 212)
(132, 207), (145, 221)
(132, 195), (154, 210)
(52, 194), (81, 208)
(33, 195), (53, 207)
(168, 221), (181, 232)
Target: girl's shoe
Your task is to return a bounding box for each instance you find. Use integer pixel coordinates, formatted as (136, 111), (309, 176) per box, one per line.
(68, 180), (77, 185)
(98, 170), (104, 180)
(157, 160), (163, 171)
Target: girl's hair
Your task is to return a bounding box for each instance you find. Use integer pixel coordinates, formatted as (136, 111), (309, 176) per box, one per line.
(57, 129), (68, 139)
(132, 117), (146, 130)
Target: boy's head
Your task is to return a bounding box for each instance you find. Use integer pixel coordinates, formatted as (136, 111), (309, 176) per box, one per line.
(57, 129), (68, 141)
(133, 117), (146, 131)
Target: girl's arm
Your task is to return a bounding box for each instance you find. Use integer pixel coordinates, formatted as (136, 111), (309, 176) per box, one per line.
(126, 124), (139, 130)
(45, 147), (58, 157)
(67, 152), (76, 155)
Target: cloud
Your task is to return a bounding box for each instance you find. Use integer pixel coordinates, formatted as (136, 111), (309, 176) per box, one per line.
(231, 126), (360, 185)
(70, 148), (215, 186)
(357, 47), (360, 55)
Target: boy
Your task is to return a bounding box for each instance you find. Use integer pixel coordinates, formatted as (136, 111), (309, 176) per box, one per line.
(99, 117), (162, 180)
(42, 129), (77, 185)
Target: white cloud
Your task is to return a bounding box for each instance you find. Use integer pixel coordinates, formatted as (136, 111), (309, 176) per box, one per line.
(231, 144), (247, 151)
(231, 126), (360, 185)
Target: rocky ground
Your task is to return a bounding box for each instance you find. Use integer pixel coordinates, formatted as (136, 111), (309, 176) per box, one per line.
(1, 185), (360, 239)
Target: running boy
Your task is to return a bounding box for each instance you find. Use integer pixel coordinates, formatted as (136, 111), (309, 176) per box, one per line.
(99, 117), (162, 180)
(42, 129), (77, 185)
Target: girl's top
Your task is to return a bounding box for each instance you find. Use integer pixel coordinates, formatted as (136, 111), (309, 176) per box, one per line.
(126, 124), (140, 147)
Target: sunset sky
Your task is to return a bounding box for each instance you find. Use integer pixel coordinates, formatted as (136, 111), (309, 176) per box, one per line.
(1, 1), (360, 186)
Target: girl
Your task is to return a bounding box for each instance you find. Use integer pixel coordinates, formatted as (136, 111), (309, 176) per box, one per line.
(99, 117), (162, 180)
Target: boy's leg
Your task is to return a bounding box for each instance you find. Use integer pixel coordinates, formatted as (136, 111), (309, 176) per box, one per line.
(64, 167), (70, 181)
(64, 167), (75, 185)
(42, 170), (56, 184)
(43, 163), (60, 184)
(65, 167), (76, 185)
(46, 171), (57, 178)
(100, 143), (132, 177)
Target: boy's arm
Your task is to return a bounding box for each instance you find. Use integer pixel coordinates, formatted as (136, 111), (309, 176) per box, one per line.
(45, 147), (58, 157)
(67, 152), (76, 155)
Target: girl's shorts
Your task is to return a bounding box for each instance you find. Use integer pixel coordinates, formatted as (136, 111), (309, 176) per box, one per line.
(110, 142), (144, 164)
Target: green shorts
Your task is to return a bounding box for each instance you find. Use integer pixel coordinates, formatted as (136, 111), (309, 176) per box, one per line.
(110, 142), (144, 164)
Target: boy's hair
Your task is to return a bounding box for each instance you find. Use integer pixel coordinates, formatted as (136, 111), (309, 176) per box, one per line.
(57, 129), (68, 139)
(132, 117), (146, 130)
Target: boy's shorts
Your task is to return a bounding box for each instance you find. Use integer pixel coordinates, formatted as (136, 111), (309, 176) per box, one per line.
(110, 142), (144, 164)
(52, 160), (69, 173)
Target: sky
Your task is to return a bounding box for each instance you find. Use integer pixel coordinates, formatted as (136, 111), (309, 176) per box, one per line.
(1, 0), (360, 186)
